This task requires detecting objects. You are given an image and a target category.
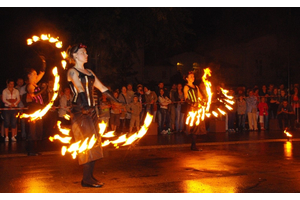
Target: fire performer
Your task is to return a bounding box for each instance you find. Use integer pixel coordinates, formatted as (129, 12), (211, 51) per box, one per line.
(66, 43), (120, 188)
(24, 56), (47, 156)
(183, 71), (204, 151)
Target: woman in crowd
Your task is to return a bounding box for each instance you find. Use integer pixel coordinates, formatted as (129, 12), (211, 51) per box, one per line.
(175, 83), (185, 133)
(66, 43), (119, 188)
(24, 56), (47, 155)
(269, 87), (280, 119)
(118, 86), (132, 133)
(158, 88), (172, 134)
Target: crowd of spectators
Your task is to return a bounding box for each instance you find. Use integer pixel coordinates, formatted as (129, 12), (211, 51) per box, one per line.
(0, 77), (298, 143)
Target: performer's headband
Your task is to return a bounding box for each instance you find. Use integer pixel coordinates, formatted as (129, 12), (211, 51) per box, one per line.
(74, 43), (87, 53)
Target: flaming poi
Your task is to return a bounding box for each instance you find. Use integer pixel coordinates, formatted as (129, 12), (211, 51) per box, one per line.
(50, 113), (153, 159)
(185, 68), (235, 128)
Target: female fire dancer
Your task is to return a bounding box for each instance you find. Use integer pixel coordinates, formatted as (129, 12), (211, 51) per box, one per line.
(24, 56), (47, 156)
(66, 43), (120, 188)
(183, 71), (203, 151)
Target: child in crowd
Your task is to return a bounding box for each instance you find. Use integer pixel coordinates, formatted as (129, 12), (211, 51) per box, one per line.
(237, 95), (246, 131)
(258, 96), (269, 130)
(126, 95), (142, 133)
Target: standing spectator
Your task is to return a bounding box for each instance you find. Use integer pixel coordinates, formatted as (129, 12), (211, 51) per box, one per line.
(126, 95), (142, 133)
(279, 89), (288, 104)
(169, 83), (177, 132)
(259, 85), (268, 97)
(118, 86), (132, 133)
(175, 83), (185, 133)
(269, 87), (280, 119)
(291, 87), (300, 126)
(127, 83), (135, 101)
(158, 88), (172, 134)
(135, 84), (146, 124)
(277, 99), (295, 130)
(156, 81), (169, 98)
(58, 87), (73, 126)
(227, 89), (236, 132)
(258, 96), (269, 130)
(43, 80), (57, 139)
(2, 79), (20, 142)
(15, 77), (26, 140)
(246, 90), (258, 131)
(236, 95), (246, 131)
(144, 85), (157, 115)
(98, 93), (111, 132)
(110, 91), (121, 133)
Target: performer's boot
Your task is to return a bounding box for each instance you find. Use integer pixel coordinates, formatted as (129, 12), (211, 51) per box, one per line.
(81, 161), (104, 188)
(190, 134), (200, 151)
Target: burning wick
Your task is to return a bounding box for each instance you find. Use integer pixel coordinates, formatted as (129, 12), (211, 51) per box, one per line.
(284, 129), (292, 141)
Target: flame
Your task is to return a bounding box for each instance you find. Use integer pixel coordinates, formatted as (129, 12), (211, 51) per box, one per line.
(63, 114), (70, 120)
(32, 35), (40, 42)
(217, 108), (226, 115)
(57, 121), (70, 135)
(202, 68), (213, 112)
(27, 39), (33, 45)
(225, 104), (233, 111)
(41, 34), (49, 40)
(49, 134), (72, 144)
(61, 51), (67, 59)
(61, 60), (67, 69)
(49, 37), (59, 43)
(220, 88), (234, 100)
(55, 41), (62, 48)
(212, 111), (218, 117)
(102, 131), (115, 138)
(284, 129), (292, 137)
(98, 121), (107, 136)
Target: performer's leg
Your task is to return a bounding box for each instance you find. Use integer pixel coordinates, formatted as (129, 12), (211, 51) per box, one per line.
(82, 161), (103, 187)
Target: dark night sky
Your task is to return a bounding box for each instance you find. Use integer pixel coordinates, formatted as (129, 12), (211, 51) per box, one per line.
(1, 7), (300, 88)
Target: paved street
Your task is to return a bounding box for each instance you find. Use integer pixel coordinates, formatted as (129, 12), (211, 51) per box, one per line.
(1, 128), (300, 193)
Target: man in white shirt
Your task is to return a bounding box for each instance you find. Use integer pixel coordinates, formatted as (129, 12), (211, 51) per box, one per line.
(2, 79), (20, 142)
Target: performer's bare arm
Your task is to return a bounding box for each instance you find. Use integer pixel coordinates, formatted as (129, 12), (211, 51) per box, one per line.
(36, 59), (46, 83)
(87, 69), (108, 92)
(67, 68), (85, 92)
(183, 85), (189, 100)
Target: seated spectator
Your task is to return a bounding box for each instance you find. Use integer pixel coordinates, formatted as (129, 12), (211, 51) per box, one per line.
(277, 100), (295, 130)
(2, 79), (20, 142)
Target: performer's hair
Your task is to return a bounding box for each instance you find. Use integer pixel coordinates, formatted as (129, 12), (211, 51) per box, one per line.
(66, 43), (87, 65)
(24, 68), (36, 76)
(183, 70), (194, 81)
